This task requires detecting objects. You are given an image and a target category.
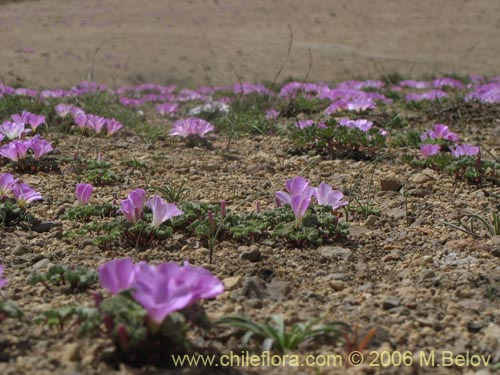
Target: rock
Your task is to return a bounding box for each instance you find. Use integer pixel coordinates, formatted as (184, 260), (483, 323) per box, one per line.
(408, 188), (431, 197)
(385, 207), (406, 220)
(491, 247), (500, 258)
(329, 280), (346, 291)
(364, 215), (378, 227)
(325, 272), (351, 281)
(383, 297), (401, 310)
(240, 277), (267, 299)
(266, 280), (290, 301)
(13, 245), (30, 255)
(467, 321), (486, 333)
(200, 163), (218, 172)
(319, 246), (352, 260)
(59, 343), (81, 363)
(484, 323), (500, 340)
(32, 221), (62, 233)
(239, 246), (262, 262)
(79, 238), (95, 249)
(223, 276), (242, 291)
(31, 258), (51, 271)
(380, 176), (402, 191)
(383, 250), (403, 262)
(410, 173), (432, 184)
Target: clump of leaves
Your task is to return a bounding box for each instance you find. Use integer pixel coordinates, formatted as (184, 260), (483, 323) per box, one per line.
(203, 94), (275, 136)
(279, 95), (330, 117)
(85, 159), (119, 186)
(61, 203), (117, 222)
(0, 199), (37, 229)
(217, 314), (349, 352)
(408, 153), (500, 185)
(30, 264), (98, 292)
(155, 182), (190, 204)
(288, 123), (386, 160)
(0, 300), (23, 322)
(35, 294), (210, 366)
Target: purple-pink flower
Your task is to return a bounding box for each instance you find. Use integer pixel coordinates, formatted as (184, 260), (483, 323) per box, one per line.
(0, 265), (8, 289)
(337, 118), (373, 132)
(265, 109), (280, 120)
(420, 144), (441, 158)
(104, 119), (123, 137)
(146, 195), (183, 227)
(120, 188), (146, 223)
(98, 258), (224, 324)
(421, 124), (459, 142)
(11, 183), (42, 207)
(169, 118), (214, 138)
(450, 144), (480, 158)
(0, 140), (32, 162)
(98, 258), (137, 295)
(75, 183), (94, 205)
(156, 103), (179, 117)
(314, 183), (348, 210)
(29, 136), (53, 160)
(0, 173), (17, 196)
(0, 121), (28, 140)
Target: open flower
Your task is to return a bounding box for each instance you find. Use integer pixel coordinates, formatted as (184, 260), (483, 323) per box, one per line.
(314, 183), (348, 210)
(0, 140), (32, 162)
(120, 188), (146, 223)
(338, 118), (373, 132)
(55, 104), (76, 117)
(421, 124), (459, 142)
(0, 265), (8, 289)
(11, 183), (42, 208)
(105, 119), (123, 136)
(275, 176), (313, 206)
(0, 173), (17, 196)
(420, 144), (441, 158)
(132, 261), (223, 324)
(156, 102), (179, 116)
(0, 121), (28, 140)
(147, 195), (183, 227)
(29, 136), (53, 160)
(169, 118), (214, 138)
(75, 183), (94, 205)
(450, 144), (480, 158)
(98, 258), (137, 295)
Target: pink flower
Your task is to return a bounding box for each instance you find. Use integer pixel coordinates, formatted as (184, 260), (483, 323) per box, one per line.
(105, 119), (123, 136)
(0, 265), (8, 289)
(75, 183), (94, 205)
(450, 144), (480, 158)
(11, 183), (42, 207)
(421, 124), (459, 142)
(420, 144), (441, 158)
(146, 195), (183, 227)
(156, 103), (179, 116)
(98, 258), (137, 295)
(55, 104), (76, 117)
(170, 118), (214, 138)
(29, 136), (53, 160)
(314, 183), (348, 210)
(0, 140), (32, 162)
(0, 173), (17, 196)
(0, 121), (28, 140)
(120, 188), (146, 223)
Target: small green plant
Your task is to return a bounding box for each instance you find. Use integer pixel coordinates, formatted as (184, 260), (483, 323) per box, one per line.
(442, 210), (500, 238)
(217, 314), (349, 352)
(0, 300), (23, 323)
(85, 159), (119, 186)
(30, 264), (98, 292)
(154, 182), (190, 204)
(61, 203), (117, 222)
(0, 200), (34, 228)
(288, 123), (386, 160)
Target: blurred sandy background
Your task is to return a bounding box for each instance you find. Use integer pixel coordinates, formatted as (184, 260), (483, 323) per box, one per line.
(1, 0), (499, 88)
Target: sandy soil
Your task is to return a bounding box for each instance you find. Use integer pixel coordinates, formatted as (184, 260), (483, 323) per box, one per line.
(1, 0), (500, 88)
